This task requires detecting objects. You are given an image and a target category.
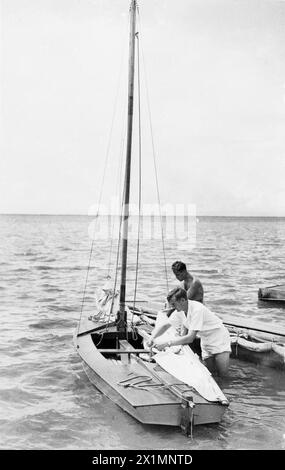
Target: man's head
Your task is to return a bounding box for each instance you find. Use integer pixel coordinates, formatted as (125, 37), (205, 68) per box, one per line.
(172, 260), (187, 281)
(166, 287), (188, 312)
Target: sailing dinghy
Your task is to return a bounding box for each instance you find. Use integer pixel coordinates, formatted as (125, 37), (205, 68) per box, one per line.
(74, 0), (229, 434)
(258, 284), (285, 305)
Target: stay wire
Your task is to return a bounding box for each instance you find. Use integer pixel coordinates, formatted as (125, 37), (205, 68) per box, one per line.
(106, 172), (127, 328)
(99, 173), (126, 334)
(107, 111), (127, 277)
(78, 17), (129, 330)
(106, 123), (131, 326)
(105, 127), (125, 332)
(131, 30), (142, 334)
(137, 10), (169, 293)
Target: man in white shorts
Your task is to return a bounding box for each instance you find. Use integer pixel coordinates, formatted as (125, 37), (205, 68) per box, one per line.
(147, 287), (231, 377)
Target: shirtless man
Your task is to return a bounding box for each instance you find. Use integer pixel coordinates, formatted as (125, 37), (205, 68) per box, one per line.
(172, 261), (204, 303)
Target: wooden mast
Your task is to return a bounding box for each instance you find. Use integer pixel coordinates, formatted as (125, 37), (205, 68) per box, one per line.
(117, 0), (137, 332)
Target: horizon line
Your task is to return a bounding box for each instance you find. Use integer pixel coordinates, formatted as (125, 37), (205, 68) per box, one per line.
(0, 213), (284, 218)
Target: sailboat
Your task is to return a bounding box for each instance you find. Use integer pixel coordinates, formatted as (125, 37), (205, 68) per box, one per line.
(74, 0), (229, 435)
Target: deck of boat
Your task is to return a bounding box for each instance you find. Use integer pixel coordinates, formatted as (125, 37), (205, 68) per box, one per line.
(75, 325), (227, 427)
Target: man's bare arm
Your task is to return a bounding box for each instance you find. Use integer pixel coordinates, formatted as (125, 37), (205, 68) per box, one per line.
(154, 329), (198, 350)
(187, 279), (203, 301)
(147, 314), (171, 346)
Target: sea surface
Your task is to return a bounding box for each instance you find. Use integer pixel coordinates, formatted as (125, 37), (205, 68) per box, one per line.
(0, 214), (285, 450)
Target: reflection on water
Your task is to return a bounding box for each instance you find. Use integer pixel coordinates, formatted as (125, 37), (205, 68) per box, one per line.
(0, 215), (285, 449)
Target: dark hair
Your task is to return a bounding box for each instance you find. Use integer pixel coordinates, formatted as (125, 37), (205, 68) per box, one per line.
(167, 287), (187, 303)
(172, 261), (186, 272)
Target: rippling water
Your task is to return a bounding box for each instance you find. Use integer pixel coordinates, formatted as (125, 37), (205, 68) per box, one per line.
(1, 214), (285, 450)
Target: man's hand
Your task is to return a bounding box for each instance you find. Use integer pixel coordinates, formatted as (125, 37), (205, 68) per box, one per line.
(154, 341), (170, 351)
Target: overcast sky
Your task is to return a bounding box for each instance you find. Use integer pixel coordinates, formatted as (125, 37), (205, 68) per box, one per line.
(1, 0), (285, 216)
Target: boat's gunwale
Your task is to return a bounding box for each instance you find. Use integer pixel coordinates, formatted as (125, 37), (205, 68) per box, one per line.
(74, 328), (227, 426)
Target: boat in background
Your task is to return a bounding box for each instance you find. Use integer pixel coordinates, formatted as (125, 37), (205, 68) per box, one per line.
(258, 284), (285, 306)
(210, 315), (285, 371)
(74, 1), (229, 435)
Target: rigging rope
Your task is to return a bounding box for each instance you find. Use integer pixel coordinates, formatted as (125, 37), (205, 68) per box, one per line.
(79, 7), (169, 336)
(107, 112), (127, 277)
(92, 142), (127, 333)
(106, 157), (128, 326)
(131, 31), (142, 327)
(137, 9), (169, 294)
(87, 107), (127, 332)
(78, 17), (129, 331)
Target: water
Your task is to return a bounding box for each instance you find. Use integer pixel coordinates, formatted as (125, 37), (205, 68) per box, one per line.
(0, 214), (285, 450)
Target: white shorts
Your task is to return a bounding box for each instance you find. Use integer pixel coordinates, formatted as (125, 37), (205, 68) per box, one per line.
(200, 325), (231, 360)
